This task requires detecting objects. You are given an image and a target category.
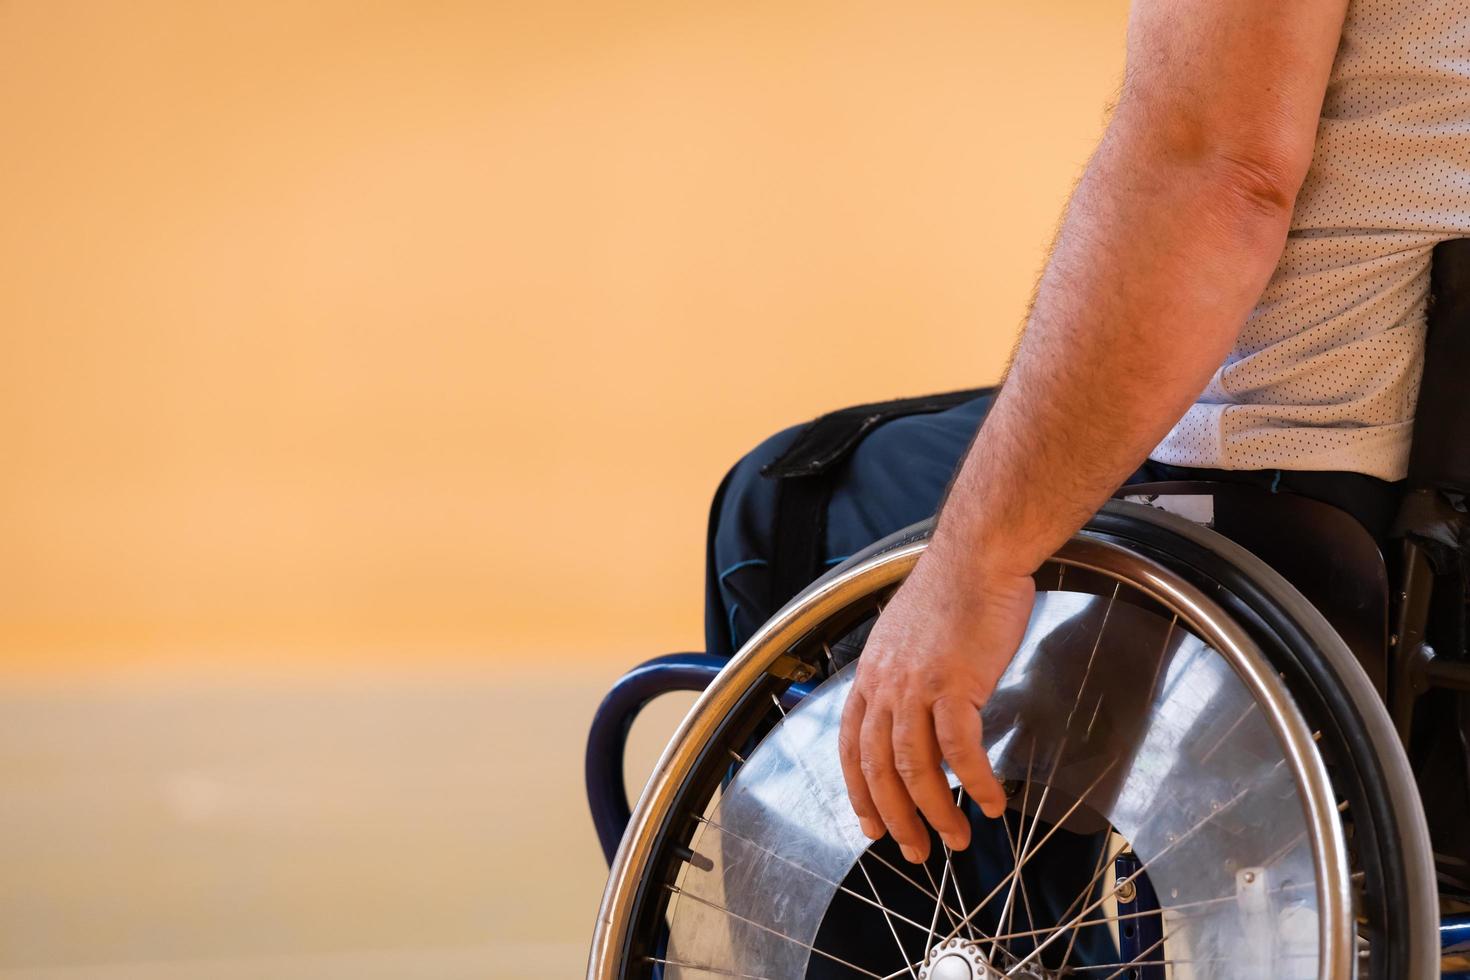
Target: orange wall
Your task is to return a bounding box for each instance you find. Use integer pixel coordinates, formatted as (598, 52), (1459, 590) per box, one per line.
(0, 0), (1128, 671)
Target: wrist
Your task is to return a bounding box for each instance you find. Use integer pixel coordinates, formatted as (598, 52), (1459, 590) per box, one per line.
(925, 515), (1040, 585)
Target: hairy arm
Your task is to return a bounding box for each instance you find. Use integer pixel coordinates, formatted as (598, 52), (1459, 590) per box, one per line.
(840, 0), (1349, 862)
(937, 0), (1346, 584)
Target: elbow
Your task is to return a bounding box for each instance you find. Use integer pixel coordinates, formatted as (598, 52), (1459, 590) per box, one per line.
(1188, 147), (1304, 266)
(1208, 147), (1308, 222)
(1114, 103), (1311, 223)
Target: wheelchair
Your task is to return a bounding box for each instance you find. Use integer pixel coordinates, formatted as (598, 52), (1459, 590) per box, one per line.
(585, 243), (1470, 980)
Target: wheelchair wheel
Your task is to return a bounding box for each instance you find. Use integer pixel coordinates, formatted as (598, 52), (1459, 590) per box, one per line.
(588, 501), (1437, 979)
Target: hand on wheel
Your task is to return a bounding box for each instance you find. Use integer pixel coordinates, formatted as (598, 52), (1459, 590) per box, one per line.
(837, 540), (1034, 863)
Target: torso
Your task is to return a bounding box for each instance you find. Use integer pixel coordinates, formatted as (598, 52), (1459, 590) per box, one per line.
(1153, 0), (1470, 481)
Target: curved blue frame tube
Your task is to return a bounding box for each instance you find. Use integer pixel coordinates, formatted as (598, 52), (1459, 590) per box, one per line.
(584, 651), (812, 865)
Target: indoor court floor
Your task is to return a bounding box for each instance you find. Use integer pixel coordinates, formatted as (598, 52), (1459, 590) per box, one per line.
(0, 665), (689, 980)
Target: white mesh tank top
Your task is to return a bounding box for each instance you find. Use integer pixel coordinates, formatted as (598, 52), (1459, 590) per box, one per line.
(1151, 0), (1470, 481)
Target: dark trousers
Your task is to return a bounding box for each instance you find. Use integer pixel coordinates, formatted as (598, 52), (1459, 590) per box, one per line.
(706, 391), (1401, 658)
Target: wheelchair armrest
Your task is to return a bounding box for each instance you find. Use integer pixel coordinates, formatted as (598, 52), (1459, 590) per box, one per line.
(585, 652), (813, 865)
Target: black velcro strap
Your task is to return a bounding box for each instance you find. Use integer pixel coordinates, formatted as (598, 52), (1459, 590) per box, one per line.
(762, 387), (993, 609)
(769, 475), (832, 614)
(760, 388), (993, 480)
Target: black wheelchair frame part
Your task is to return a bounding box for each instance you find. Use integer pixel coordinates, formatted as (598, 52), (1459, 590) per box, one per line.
(1392, 238), (1470, 745)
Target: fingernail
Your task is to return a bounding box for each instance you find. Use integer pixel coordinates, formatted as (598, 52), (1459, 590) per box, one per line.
(981, 800), (1007, 819)
(859, 817), (883, 840)
(900, 844), (923, 864)
(942, 832), (968, 852)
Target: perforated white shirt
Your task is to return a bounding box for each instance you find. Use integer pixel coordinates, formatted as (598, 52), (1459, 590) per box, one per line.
(1151, 0), (1470, 481)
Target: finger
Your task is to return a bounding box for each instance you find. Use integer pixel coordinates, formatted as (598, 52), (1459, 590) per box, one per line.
(933, 694), (1007, 820)
(859, 708), (931, 863)
(838, 688), (883, 840)
(892, 705), (972, 852)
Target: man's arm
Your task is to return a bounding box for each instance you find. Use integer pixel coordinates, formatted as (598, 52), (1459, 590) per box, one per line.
(839, 0), (1349, 862)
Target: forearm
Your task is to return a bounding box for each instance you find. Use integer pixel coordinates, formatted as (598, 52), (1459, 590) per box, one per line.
(929, 128), (1295, 580)
(842, 0), (1350, 861)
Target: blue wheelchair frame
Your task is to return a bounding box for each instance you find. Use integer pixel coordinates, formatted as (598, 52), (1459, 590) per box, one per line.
(585, 653), (815, 865)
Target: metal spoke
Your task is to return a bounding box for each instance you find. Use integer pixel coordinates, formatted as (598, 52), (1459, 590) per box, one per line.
(999, 775), (1054, 959)
(881, 761), (1121, 980)
(1069, 952), (1315, 974)
(1092, 928), (1173, 980)
(954, 890), (1233, 947)
(988, 739), (1038, 965)
(929, 759), (1120, 949)
(1062, 582), (1118, 731)
(966, 869), (1323, 950)
(985, 583), (1116, 967)
(1048, 612), (1194, 977)
(1199, 700), (1258, 765)
(864, 849), (971, 927)
(944, 786), (978, 942)
(923, 842), (953, 966)
(921, 862), (968, 941)
(644, 957), (776, 979)
(665, 884), (884, 979)
(1003, 782), (1253, 976)
(1144, 613), (1178, 700)
(694, 815), (946, 940)
(1057, 612), (1177, 977)
(1056, 833), (1113, 973)
(998, 806), (1038, 957)
(854, 860), (920, 979)
(1072, 959), (1201, 973)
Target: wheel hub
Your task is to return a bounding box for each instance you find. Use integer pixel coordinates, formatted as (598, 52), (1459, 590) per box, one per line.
(918, 940), (993, 980)
(917, 940), (1046, 980)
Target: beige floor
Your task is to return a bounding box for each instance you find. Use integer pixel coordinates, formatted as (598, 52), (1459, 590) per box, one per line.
(0, 665), (694, 979)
